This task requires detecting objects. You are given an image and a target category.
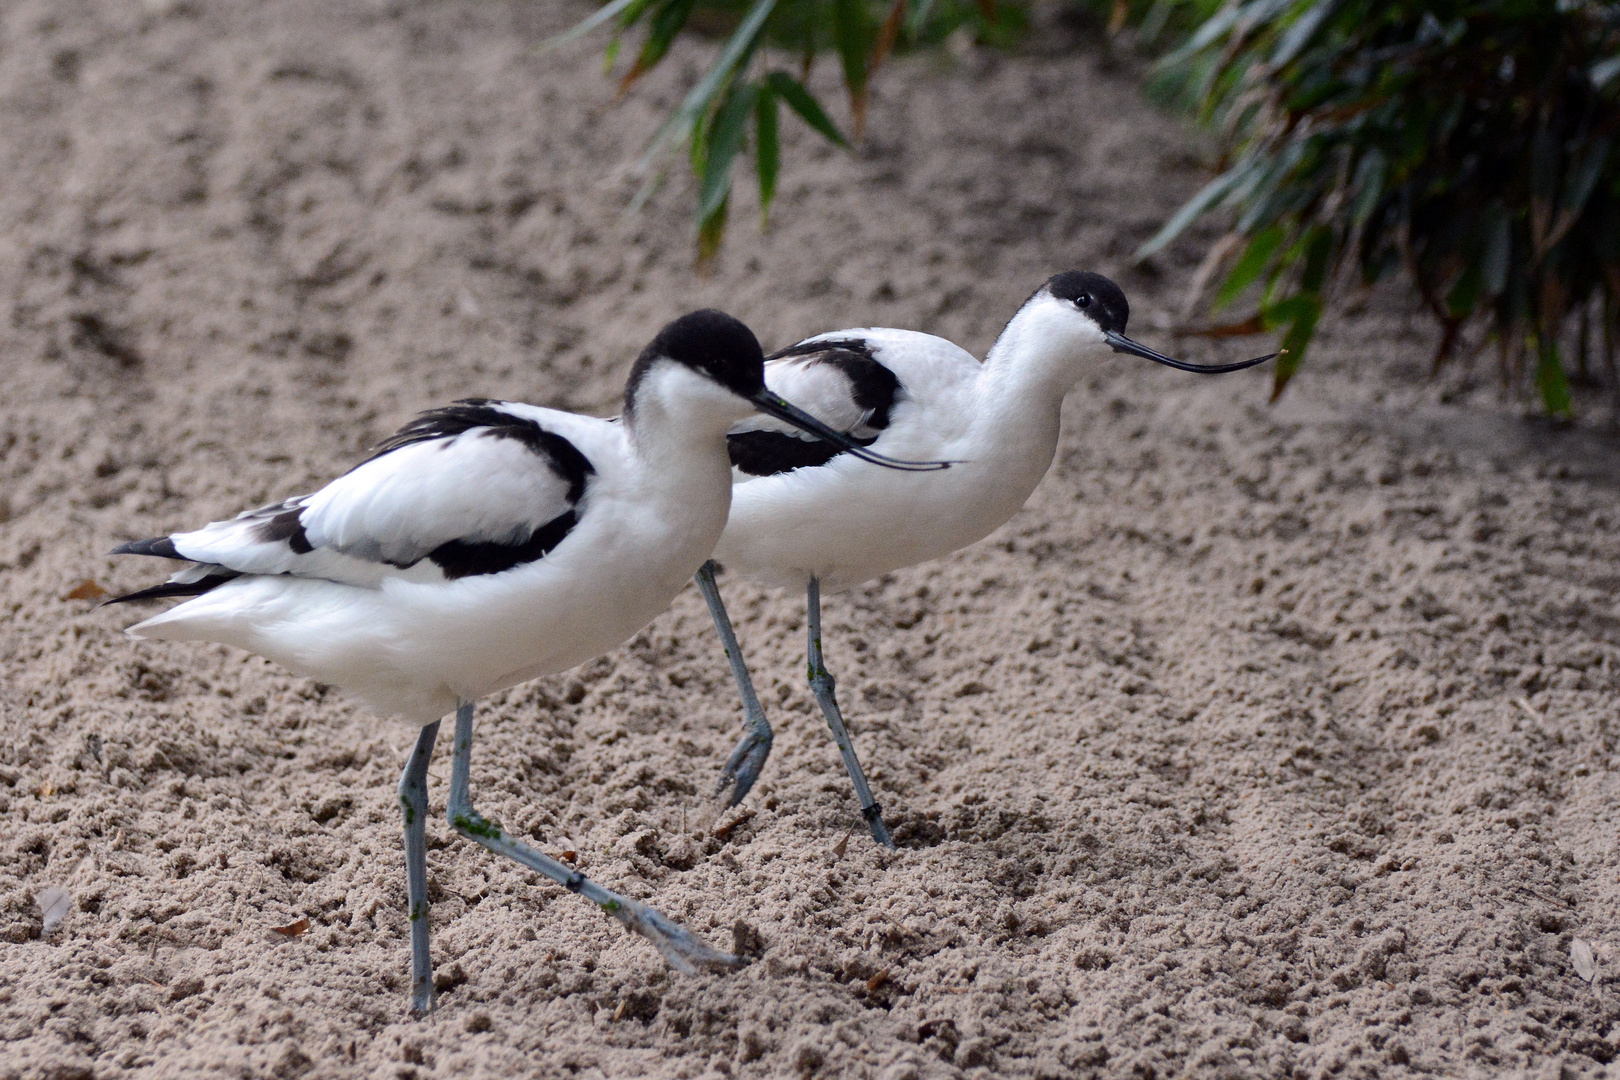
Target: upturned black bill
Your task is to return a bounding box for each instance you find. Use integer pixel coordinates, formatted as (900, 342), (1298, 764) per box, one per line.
(750, 390), (951, 472)
(1105, 330), (1277, 374)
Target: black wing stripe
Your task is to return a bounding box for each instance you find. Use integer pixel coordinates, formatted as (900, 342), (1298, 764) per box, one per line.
(729, 431), (860, 477)
(766, 340), (900, 432)
(363, 399), (595, 503)
(734, 339), (899, 478)
(254, 509), (313, 554)
(104, 572), (240, 605)
(428, 508), (580, 580)
(361, 399), (596, 577)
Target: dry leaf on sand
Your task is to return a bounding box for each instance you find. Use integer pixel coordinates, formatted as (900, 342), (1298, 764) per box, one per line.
(63, 579), (108, 601)
(713, 810), (755, 841)
(272, 918), (310, 938)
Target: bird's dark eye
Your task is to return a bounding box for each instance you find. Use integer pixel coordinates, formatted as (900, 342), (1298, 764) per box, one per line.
(1075, 293), (1092, 309)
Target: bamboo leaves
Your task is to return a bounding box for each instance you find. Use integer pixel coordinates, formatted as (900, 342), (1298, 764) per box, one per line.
(834, 0), (874, 133)
(1116, 0), (1620, 414)
(556, 0), (1003, 260)
(766, 71), (849, 147)
(755, 82), (780, 218)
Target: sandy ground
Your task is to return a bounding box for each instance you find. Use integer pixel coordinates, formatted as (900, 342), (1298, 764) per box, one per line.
(4, 1), (1620, 1077)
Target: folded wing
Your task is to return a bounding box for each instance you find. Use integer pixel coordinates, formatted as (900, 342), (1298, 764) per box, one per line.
(109, 400), (595, 602)
(728, 338), (900, 478)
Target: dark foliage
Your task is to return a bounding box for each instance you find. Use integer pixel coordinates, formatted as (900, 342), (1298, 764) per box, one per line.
(1110, 0), (1620, 412)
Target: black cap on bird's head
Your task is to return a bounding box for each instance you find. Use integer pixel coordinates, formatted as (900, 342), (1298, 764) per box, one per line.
(626, 309), (952, 473)
(632, 308), (767, 402)
(1041, 270), (1277, 375)
(1045, 271), (1131, 336)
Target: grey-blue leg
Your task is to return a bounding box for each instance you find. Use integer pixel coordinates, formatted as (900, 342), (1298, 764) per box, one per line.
(446, 702), (744, 973)
(694, 560), (774, 805)
(398, 719), (441, 1016)
(806, 576), (896, 849)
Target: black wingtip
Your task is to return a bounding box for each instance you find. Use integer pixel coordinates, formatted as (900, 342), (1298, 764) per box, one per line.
(110, 537), (181, 559)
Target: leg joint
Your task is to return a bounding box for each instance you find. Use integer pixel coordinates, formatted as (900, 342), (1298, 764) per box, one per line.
(564, 871), (585, 893)
(450, 809), (502, 841)
(861, 802), (884, 824)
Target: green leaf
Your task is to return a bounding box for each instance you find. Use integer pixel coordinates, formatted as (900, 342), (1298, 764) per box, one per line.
(1446, 261), (1482, 318)
(698, 196), (730, 267)
(1349, 148), (1386, 226)
(833, 0), (872, 123)
(1481, 206), (1512, 298)
(1546, 136), (1611, 249)
(698, 82), (759, 224)
(1213, 225), (1287, 311)
(1535, 334), (1573, 417)
(755, 84), (780, 221)
(539, 0), (643, 52)
(1160, 1), (1242, 68)
(1135, 162), (1252, 259)
(765, 71), (850, 146)
(906, 0), (940, 39)
(637, 0), (778, 171)
(1592, 55), (1620, 90)
(1298, 225), (1333, 293)
(629, 0), (700, 85)
(1271, 0), (1342, 68)
(1268, 290), (1322, 400)
(1261, 291), (1315, 329)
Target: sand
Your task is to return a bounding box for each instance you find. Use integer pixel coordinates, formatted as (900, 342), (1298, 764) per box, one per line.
(3, 1), (1620, 1077)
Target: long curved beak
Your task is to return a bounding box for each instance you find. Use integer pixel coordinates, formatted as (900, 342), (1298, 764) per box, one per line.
(1105, 330), (1277, 374)
(749, 390), (951, 472)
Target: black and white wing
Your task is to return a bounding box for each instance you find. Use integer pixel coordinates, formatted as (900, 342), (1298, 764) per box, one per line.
(728, 338), (900, 478)
(109, 400), (596, 603)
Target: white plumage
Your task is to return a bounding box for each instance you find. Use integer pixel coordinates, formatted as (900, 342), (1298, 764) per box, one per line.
(697, 273), (1274, 843)
(125, 394), (739, 722)
(717, 326), (1042, 591)
(106, 309), (948, 1008)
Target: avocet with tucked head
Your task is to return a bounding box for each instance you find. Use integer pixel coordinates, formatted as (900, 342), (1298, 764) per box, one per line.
(693, 273), (1274, 847)
(107, 309), (946, 1015)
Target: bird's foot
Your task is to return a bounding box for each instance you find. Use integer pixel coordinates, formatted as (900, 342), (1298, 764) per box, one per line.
(409, 983), (437, 1018)
(605, 895), (747, 974)
(715, 725), (774, 807)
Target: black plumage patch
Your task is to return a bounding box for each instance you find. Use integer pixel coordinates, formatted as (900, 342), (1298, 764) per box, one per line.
(768, 339), (900, 430)
(623, 310), (766, 416)
(365, 400), (595, 504)
(428, 508), (579, 580)
(728, 339), (898, 478)
(110, 536), (182, 559)
(1043, 271), (1129, 334)
(728, 431), (856, 476)
(254, 508), (314, 554)
(108, 535), (235, 604)
(104, 572), (240, 605)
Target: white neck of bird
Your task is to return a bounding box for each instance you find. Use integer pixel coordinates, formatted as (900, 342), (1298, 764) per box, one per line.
(975, 296), (1101, 434)
(624, 361), (746, 472)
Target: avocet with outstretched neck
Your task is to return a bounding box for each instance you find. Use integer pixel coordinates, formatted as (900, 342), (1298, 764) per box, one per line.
(105, 309), (946, 1015)
(693, 272), (1274, 846)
